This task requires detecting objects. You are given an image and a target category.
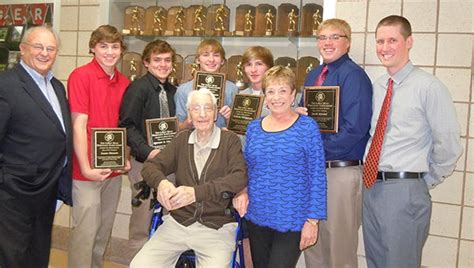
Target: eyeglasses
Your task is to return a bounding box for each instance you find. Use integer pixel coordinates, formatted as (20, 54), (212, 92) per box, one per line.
(189, 105), (214, 114)
(23, 42), (58, 54)
(316, 34), (348, 41)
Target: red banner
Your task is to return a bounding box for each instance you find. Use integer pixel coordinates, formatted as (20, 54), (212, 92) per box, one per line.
(10, 4), (28, 25)
(0, 5), (10, 26)
(29, 4), (49, 25)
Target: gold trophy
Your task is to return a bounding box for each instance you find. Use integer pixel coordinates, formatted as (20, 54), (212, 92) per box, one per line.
(193, 6), (206, 36)
(130, 6), (142, 35)
(288, 9), (298, 34)
(235, 61), (246, 90)
(306, 63), (314, 74)
(313, 10), (322, 36)
(214, 4), (227, 36)
(152, 8), (165, 35)
(129, 58), (138, 81)
(191, 62), (199, 78)
(174, 7), (185, 36)
(244, 10), (254, 36)
(169, 63), (178, 86)
(264, 9), (274, 36)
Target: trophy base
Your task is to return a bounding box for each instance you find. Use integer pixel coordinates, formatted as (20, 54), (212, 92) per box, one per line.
(174, 29), (184, 36)
(214, 29), (224, 36)
(193, 29), (204, 36)
(234, 30), (244, 36)
(122, 29), (131, 35)
(130, 29), (140, 35)
(312, 30), (318, 36)
(152, 29), (162, 36)
(235, 80), (246, 90)
(244, 30), (253, 37)
(265, 31), (273, 36)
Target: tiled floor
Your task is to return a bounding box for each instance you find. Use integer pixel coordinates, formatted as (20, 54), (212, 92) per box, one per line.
(48, 248), (126, 268)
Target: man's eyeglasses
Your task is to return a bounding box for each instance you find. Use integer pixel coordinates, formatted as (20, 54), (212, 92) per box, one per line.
(23, 42), (58, 54)
(316, 34), (348, 41)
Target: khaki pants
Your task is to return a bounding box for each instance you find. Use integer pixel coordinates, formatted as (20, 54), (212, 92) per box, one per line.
(131, 215), (237, 268)
(304, 166), (362, 268)
(68, 176), (122, 268)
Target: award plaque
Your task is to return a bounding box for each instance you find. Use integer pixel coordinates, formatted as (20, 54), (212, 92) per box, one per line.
(193, 71), (226, 109)
(146, 117), (179, 149)
(228, 94), (264, 135)
(92, 128), (126, 169)
(304, 86), (340, 133)
(0, 26), (9, 43)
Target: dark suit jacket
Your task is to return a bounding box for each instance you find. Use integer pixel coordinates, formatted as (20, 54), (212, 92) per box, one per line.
(0, 64), (73, 205)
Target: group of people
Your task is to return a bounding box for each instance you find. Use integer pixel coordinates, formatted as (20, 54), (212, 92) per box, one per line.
(0, 14), (462, 268)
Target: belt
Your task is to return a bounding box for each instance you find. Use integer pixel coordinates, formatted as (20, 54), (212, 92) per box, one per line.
(326, 160), (362, 168)
(377, 171), (423, 181)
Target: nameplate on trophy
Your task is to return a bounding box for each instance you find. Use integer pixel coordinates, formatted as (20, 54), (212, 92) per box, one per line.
(304, 86), (339, 133)
(227, 94), (264, 135)
(146, 117), (179, 149)
(91, 128), (126, 169)
(193, 71), (226, 109)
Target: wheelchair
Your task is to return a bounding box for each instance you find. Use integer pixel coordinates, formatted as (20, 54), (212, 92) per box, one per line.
(132, 181), (245, 268)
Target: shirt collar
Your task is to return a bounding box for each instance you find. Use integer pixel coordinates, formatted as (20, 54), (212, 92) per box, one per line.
(146, 72), (166, 91)
(91, 58), (118, 82)
(390, 61), (414, 85)
(20, 60), (53, 83)
(325, 53), (350, 72)
(188, 124), (221, 149)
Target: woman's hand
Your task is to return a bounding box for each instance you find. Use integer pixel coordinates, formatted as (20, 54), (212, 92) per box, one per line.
(232, 188), (249, 217)
(299, 220), (319, 250)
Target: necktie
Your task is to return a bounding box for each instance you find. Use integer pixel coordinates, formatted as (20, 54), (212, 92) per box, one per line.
(363, 78), (394, 188)
(159, 84), (170, 118)
(314, 65), (328, 86)
(44, 78), (65, 132)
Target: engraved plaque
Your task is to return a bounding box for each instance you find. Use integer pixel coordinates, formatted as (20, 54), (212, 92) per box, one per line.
(304, 86), (340, 133)
(92, 128), (126, 169)
(146, 117), (179, 149)
(193, 71), (226, 109)
(228, 94), (264, 135)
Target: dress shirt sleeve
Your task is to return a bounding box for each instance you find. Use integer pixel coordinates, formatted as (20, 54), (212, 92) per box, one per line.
(119, 83), (153, 162)
(305, 119), (327, 220)
(321, 70), (373, 159)
(423, 80), (462, 189)
(174, 83), (189, 123)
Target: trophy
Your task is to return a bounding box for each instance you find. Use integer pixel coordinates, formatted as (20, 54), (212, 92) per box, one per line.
(193, 5), (206, 36)
(244, 10), (255, 36)
(122, 52), (143, 81)
(235, 61), (246, 90)
(264, 9), (275, 36)
(300, 4), (323, 37)
(277, 4), (299, 36)
(123, 6), (145, 35)
(169, 63), (178, 86)
(174, 7), (185, 36)
(214, 4), (228, 36)
(144, 6), (167, 36)
(297, 56), (320, 89)
(152, 7), (165, 35)
(234, 5), (255, 37)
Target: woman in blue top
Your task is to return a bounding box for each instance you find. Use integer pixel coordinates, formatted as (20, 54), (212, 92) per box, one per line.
(234, 65), (327, 267)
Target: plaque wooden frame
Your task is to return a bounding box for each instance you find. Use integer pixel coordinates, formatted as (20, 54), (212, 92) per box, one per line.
(91, 128), (126, 169)
(304, 86), (340, 133)
(228, 93), (264, 135)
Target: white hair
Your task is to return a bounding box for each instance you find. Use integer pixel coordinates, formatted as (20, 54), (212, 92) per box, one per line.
(186, 87), (217, 110)
(21, 25), (60, 47)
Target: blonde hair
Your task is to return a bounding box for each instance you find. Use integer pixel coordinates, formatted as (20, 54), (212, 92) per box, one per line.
(262, 65), (296, 94)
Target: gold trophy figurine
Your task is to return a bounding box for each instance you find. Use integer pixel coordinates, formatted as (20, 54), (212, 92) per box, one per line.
(306, 63), (314, 74)
(288, 9), (298, 33)
(191, 62), (199, 78)
(244, 10), (254, 35)
(193, 6), (206, 36)
(152, 8), (164, 36)
(174, 7), (185, 36)
(214, 4), (227, 35)
(130, 6), (142, 35)
(312, 10), (322, 36)
(235, 61), (245, 89)
(169, 63), (178, 86)
(265, 9), (274, 36)
(129, 58), (138, 81)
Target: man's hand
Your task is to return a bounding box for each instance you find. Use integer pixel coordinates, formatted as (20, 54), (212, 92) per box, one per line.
(169, 186), (196, 210)
(300, 220), (319, 250)
(157, 180), (177, 211)
(295, 107), (308, 116)
(82, 168), (113, 181)
(116, 159), (131, 174)
(147, 149), (161, 160)
(219, 105), (232, 120)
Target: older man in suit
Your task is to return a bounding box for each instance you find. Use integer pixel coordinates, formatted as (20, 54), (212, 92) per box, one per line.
(0, 26), (72, 267)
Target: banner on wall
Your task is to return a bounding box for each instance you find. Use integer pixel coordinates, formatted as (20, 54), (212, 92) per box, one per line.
(0, 3), (53, 27)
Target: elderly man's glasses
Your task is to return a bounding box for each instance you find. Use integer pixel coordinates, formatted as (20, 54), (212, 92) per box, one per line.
(316, 34), (347, 41)
(23, 42), (58, 54)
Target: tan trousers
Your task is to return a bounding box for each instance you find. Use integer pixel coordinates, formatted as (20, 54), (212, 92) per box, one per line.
(127, 158), (154, 256)
(304, 166), (362, 268)
(130, 215), (237, 268)
(68, 176), (122, 268)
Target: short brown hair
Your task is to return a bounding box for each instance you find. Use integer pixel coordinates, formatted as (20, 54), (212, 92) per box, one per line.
(196, 39), (225, 60)
(376, 15), (412, 39)
(88, 25), (126, 53)
(318, 18), (352, 43)
(262, 65), (296, 94)
(242, 46), (274, 69)
(142, 39), (176, 64)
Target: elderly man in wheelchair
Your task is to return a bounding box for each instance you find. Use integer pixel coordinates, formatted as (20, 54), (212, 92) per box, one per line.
(130, 88), (247, 268)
